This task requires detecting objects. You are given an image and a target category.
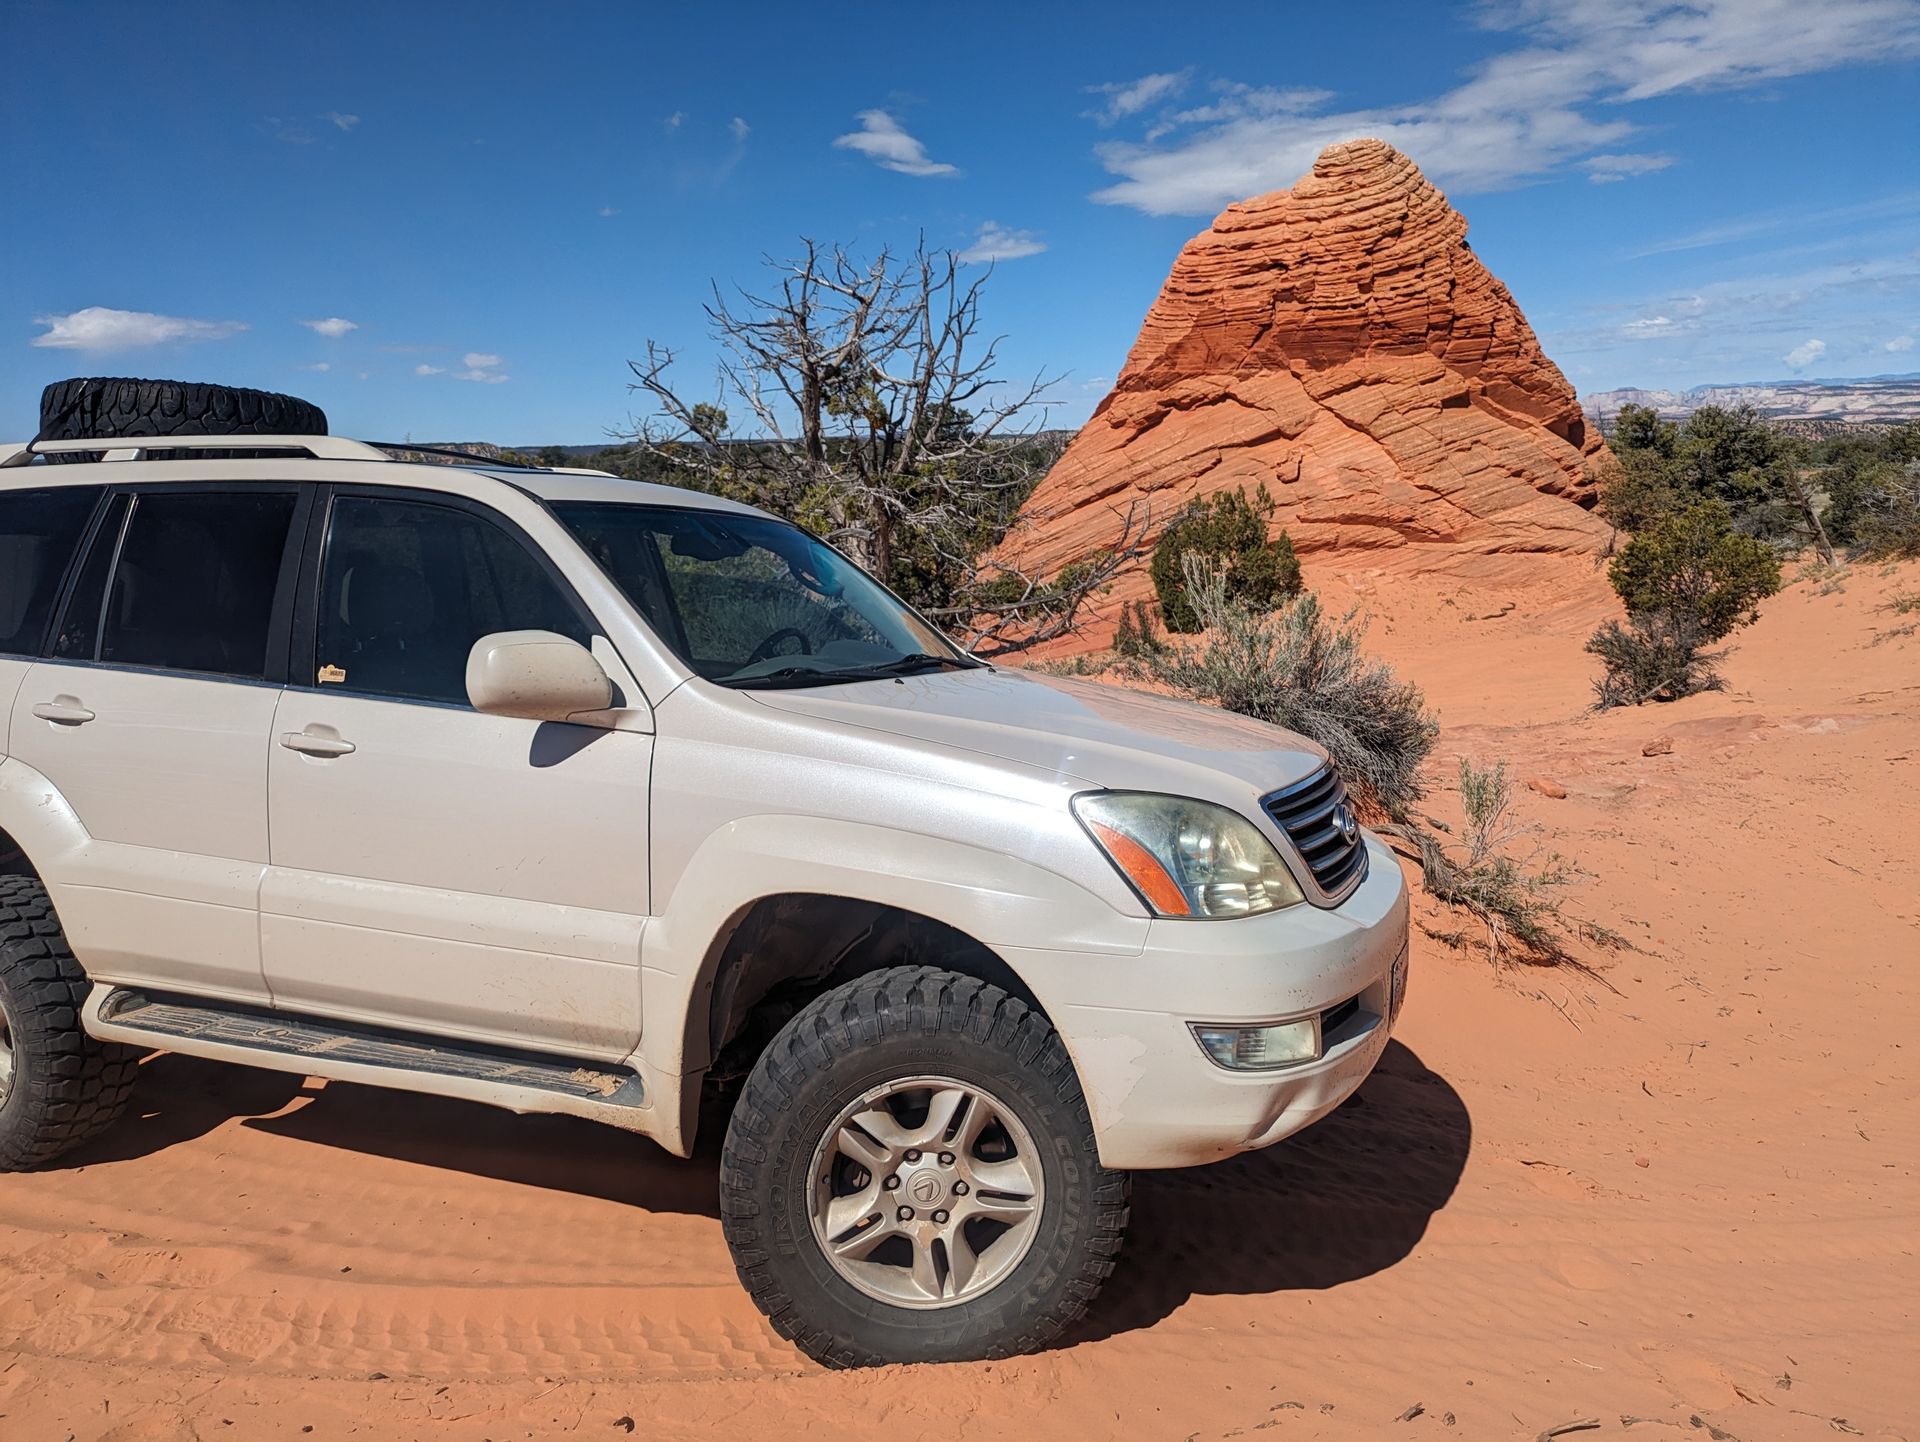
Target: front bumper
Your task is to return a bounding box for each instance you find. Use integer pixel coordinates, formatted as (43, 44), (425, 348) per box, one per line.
(1005, 835), (1410, 1169)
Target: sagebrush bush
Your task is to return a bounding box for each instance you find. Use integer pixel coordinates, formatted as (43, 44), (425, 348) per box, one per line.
(1149, 485), (1301, 633)
(1144, 556), (1436, 820)
(1417, 758), (1609, 966)
(1590, 500), (1780, 707)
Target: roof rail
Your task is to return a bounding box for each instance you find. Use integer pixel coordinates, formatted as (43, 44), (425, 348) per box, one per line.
(363, 441), (548, 469)
(2, 435), (390, 467)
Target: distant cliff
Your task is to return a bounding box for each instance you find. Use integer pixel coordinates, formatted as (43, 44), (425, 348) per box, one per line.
(1583, 376), (1920, 424)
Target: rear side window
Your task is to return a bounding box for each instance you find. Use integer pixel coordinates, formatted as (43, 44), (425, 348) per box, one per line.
(99, 490), (299, 679)
(315, 495), (592, 706)
(0, 486), (101, 657)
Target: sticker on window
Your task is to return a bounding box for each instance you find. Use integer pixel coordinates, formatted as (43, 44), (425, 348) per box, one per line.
(318, 664), (347, 685)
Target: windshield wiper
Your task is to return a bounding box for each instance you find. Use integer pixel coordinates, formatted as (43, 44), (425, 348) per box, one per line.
(724, 653), (983, 690)
(868, 652), (984, 676)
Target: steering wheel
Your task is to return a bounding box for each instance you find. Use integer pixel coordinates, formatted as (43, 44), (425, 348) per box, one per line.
(747, 626), (815, 664)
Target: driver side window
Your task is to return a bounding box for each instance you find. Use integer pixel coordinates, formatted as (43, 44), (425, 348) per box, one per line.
(315, 495), (592, 706)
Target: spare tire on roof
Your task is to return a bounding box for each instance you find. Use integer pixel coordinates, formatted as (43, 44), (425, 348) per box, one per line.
(37, 378), (328, 461)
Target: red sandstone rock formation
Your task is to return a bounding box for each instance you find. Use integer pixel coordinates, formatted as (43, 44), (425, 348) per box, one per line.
(995, 139), (1612, 627)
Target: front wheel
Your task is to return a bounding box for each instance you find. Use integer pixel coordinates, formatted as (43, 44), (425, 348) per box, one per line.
(719, 966), (1129, 1367)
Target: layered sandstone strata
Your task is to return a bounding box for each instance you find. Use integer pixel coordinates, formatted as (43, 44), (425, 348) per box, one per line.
(995, 139), (1612, 623)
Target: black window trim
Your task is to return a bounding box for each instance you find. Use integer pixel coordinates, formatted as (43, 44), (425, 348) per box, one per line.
(0, 482), (110, 661)
(36, 479), (315, 689)
(292, 483), (606, 714)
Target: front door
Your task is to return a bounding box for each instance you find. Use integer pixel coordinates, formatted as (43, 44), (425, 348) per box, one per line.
(6, 484), (305, 1003)
(261, 489), (650, 1062)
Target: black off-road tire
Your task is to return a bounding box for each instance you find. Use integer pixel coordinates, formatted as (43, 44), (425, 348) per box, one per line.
(720, 966), (1129, 1368)
(0, 877), (139, 1169)
(37, 377), (328, 462)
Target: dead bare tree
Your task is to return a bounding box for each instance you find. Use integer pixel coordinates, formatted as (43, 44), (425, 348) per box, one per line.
(622, 238), (1148, 655)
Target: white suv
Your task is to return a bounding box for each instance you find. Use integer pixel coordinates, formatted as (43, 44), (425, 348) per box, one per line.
(0, 385), (1408, 1367)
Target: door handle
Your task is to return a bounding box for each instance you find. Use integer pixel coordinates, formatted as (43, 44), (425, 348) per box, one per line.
(280, 731), (357, 758)
(32, 700), (96, 726)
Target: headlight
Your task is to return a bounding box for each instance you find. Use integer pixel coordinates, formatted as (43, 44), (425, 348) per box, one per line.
(1073, 792), (1305, 919)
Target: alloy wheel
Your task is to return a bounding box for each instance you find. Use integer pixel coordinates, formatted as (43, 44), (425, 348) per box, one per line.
(808, 1074), (1045, 1309)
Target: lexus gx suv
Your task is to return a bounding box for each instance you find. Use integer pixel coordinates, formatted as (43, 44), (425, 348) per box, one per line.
(0, 379), (1409, 1367)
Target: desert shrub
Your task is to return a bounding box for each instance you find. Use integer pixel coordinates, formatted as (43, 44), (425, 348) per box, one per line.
(1418, 758), (1579, 964)
(1848, 462), (1920, 560)
(1602, 402), (1815, 543)
(1111, 599), (1164, 661)
(1595, 446), (1680, 534)
(1149, 485), (1302, 633)
(1145, 556), (1436, 820)
(1589, 500), (1780, 707)
(1585, 612), (1725, 707)
(1607, 500), (1783, 640)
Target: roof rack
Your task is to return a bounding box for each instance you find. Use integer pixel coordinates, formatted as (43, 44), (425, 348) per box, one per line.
(0, 434), (617, 481)
(1, 435), (388, 467)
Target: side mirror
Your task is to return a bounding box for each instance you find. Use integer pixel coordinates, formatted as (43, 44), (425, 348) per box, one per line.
(466, 631), (614, 724)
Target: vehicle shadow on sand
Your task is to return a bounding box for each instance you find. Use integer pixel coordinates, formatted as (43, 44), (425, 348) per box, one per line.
(62, 1039), (1466, 1346)
(1069, 1039), (1470, 1345)
(62, 1051), (725, 1219)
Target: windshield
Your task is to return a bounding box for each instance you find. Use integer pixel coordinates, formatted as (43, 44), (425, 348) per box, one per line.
(551, 501), (980, 689)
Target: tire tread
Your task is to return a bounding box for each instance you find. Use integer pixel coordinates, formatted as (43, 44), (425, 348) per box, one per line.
(0, 876), (138, 1170)
(720, 965), (1129, 1368)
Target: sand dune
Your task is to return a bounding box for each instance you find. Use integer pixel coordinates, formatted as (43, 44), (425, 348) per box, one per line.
(2, 560), (1914, 1441)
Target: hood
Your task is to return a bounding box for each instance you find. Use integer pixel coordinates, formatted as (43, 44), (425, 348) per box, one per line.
(748, 668), (1327, 805)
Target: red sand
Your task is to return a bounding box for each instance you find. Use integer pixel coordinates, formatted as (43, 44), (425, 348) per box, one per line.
(2, 559), (1915, 1441)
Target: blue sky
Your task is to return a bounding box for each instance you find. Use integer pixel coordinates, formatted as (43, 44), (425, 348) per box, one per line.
(3, 0), (1917, 444)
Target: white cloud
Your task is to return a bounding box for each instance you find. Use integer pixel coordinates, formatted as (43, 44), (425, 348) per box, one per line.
(664, 111), (685, 132)
(301, 316), (358, 338)
(1887, 335), (1916, 353)
(1084, 71), (1192, 126)
(1587, 151), (1675, 184)
(598, 205), (619, 217)
(31, 306), (247, 350)
(298, 361), (332, 372)
(959, 222), (1048, 264)
(1089, 0), (1920, 214)
(324, 111), (360, 132)
(1783, 338), (1828, 369)
(1628, 192), (1920, 258)
(414, 364), (444, 376)
(833, 109), (958, 177)
(457, 353), (508, 384)
(1624, 314), (1674, 334)
(729, 116), (751, 142)
(262, 116), (316, 145)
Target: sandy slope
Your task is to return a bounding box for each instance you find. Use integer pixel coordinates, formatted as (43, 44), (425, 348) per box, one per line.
(1, 562), (1914, 1442)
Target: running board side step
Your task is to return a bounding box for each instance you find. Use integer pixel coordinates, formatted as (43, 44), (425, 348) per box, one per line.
(84, 986), (653, 1133)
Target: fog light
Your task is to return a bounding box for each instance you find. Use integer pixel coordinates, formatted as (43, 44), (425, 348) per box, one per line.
(1191, 1018), (1321, 1071)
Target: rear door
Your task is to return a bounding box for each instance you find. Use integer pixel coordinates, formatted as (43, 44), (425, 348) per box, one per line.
(6, 483), (309, 1003)
(261, 487), (651, 1061)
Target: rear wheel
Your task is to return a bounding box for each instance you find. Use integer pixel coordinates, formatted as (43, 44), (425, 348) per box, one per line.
(720, 966), (1129, 1367)
(0, 877), (139, 1169)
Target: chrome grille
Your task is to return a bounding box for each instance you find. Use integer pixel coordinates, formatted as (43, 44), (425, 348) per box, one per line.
(1262, 766), (1367, 898)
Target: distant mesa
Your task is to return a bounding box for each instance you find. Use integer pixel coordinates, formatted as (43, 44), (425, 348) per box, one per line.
(993, 138), (1614, 638)
(1583, 376), (1920, 424)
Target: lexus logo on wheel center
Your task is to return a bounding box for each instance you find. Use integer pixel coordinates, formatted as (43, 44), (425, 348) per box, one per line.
(908, 1171), (944, 1205)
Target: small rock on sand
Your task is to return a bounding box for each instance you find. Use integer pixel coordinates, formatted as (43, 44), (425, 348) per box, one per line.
(1642, 737), (1674, 757)
(1527, 778), (1568, 799)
